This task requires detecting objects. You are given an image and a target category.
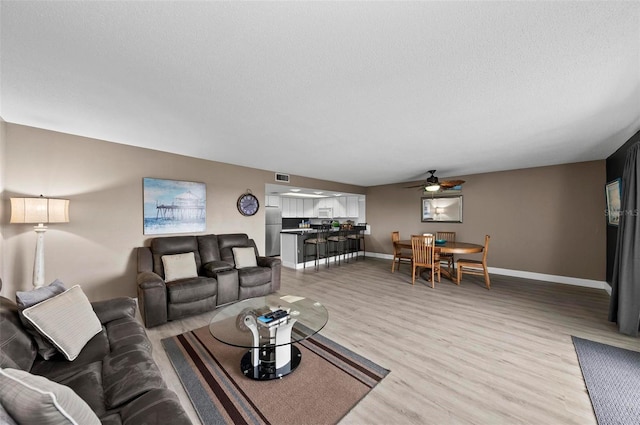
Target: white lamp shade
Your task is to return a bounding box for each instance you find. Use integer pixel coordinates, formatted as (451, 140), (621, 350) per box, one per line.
(10, 197), (70, 224)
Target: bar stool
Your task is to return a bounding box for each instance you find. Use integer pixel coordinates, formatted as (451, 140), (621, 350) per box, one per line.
(328, 228), (348, 265)
(303, 225), (330, 271)
(347, 223), (366, 260)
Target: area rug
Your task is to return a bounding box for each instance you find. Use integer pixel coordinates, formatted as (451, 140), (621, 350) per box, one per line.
(162, 326), (389, 425)
(572, 336), (640, 425)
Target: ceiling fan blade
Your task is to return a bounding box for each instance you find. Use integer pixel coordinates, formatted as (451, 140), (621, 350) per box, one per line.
(440, 180), (465, 188)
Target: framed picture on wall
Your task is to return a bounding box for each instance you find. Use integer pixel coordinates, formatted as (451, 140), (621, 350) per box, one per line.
(421, 195), (462, 223)
(143, 178), (206, 234)
(605, 178), (621, 226)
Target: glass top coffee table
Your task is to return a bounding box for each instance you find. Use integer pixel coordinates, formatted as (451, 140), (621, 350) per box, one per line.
(209, 294), (328, 380)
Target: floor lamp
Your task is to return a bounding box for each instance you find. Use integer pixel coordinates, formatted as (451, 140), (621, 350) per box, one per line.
(10, 196), (70, 288)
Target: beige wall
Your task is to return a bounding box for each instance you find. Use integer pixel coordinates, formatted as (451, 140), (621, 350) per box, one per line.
(365, 161), (606, 281)
(1, 124), (364, 300)
(0, 119), (6, 290)
(1, 123), (607, 301)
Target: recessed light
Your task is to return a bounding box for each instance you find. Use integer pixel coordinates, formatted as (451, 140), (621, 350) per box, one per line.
(313, 191), (323, 195)
(290, 189), (301, 192)
(333, 194), (342, 197)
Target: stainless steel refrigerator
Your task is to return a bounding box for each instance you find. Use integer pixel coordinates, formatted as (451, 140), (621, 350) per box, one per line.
(265, 207), (282, 256)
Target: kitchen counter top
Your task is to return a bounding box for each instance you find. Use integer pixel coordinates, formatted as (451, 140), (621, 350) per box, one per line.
(280, 228), (316, 234)
(280, 226), (365, 235)
(279, 226), (366, 269)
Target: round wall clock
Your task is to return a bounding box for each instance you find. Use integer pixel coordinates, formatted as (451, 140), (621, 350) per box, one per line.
(237, 191), (259, 216)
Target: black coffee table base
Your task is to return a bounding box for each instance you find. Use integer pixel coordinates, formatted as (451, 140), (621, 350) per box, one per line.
(241, 345), (302, 380)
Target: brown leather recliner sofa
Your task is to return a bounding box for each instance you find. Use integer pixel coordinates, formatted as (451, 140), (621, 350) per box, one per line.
(136, 233), (281, 328)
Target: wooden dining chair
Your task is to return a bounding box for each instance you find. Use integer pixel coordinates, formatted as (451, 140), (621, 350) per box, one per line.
(411, 234), (440, 287)
(456, 235), (491, 289)
(391, 231), (412, 272)
(436, 231), (456, 274)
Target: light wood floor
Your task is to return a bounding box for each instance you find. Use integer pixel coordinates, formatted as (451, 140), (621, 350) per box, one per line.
(144, 258), (639, 425)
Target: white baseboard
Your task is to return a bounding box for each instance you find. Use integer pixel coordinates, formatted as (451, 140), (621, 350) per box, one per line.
(368, 252), (610, 293)
(487, 267), (609, 291)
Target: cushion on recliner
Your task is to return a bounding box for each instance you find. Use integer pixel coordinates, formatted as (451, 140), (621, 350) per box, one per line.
(168, 296), (217, 320)
(238, 267), (272, 287)
(102, 346), (166, 409)
(162, 252), (198, 282)
(120, 388), (192, 425)
(0, 368), (101, 425)
(150, 236), (201, 278)
(15, 279), (67, 360)
(55, 361), (106, 417)
(202, 260), (234, 275)
(166, 276), (217, 303)
(197, 234), (222, 264)
(22, 285), (103, 361)
(233, 247), (258, 269)
(106, 317), (151, 353)
(217, 233), (251, 264)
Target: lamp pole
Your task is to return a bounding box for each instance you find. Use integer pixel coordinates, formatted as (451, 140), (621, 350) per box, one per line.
(33, 224), (48, 287)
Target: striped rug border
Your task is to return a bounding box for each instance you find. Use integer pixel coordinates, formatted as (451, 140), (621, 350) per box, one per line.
(162, 327), (389, 425)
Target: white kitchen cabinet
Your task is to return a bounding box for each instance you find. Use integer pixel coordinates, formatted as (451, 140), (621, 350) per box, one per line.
(346, 196), (359, 217)
(334, 197), (347, 217)
(265, 195), (280, 207)
(313, 199), (320, 217)
(303, 199), (314, 217)
(281, 197), (291, 217)
(295, 199), (304, 217)
(282, 197), (309, 217)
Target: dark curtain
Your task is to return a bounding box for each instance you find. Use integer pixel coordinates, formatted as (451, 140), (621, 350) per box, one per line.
(609, 141), (640, 336)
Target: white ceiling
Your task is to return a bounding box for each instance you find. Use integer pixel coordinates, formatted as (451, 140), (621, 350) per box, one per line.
(2, 1), (639, 187)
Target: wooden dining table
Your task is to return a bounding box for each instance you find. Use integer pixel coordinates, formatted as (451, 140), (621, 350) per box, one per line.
(395, 240), (484, 281)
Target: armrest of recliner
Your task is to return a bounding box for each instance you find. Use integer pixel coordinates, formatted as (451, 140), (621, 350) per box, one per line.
(257, 256), (280, 268)
(201, 260), (235, 277)
(257, 257), (281, 292)
(92, 297), (137, 324)
(136, 272), (168, 328)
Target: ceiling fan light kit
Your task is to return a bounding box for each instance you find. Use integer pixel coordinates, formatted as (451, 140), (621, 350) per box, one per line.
(405, 170), (463, 193)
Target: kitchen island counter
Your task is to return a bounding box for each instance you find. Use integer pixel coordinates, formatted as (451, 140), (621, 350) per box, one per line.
(280, 226), (365, 269)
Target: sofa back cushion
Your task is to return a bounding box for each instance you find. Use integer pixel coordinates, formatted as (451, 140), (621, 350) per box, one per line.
(0, 297), (37, 371)
(217, 234), (258, 264)
(150, 236), (201, 279)
(197, 234), (222, 264)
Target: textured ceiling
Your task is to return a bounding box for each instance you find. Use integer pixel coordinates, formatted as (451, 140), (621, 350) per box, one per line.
(1, 1), (639, 186)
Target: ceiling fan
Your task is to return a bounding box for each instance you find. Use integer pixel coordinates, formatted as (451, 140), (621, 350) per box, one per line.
(405, 170), (465, 192)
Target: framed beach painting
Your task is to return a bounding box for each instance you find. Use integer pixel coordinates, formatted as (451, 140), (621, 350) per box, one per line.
(143, 178), (206, 235)
(605, 179), (621, 226)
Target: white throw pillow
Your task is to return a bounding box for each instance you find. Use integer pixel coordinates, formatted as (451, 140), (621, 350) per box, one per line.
(15, 279), (67, 360)
(232, 247), (258, 269)
(0, 368), (101, 425)
(22, 285), (102, 361)
(162, 252), (198, 282)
